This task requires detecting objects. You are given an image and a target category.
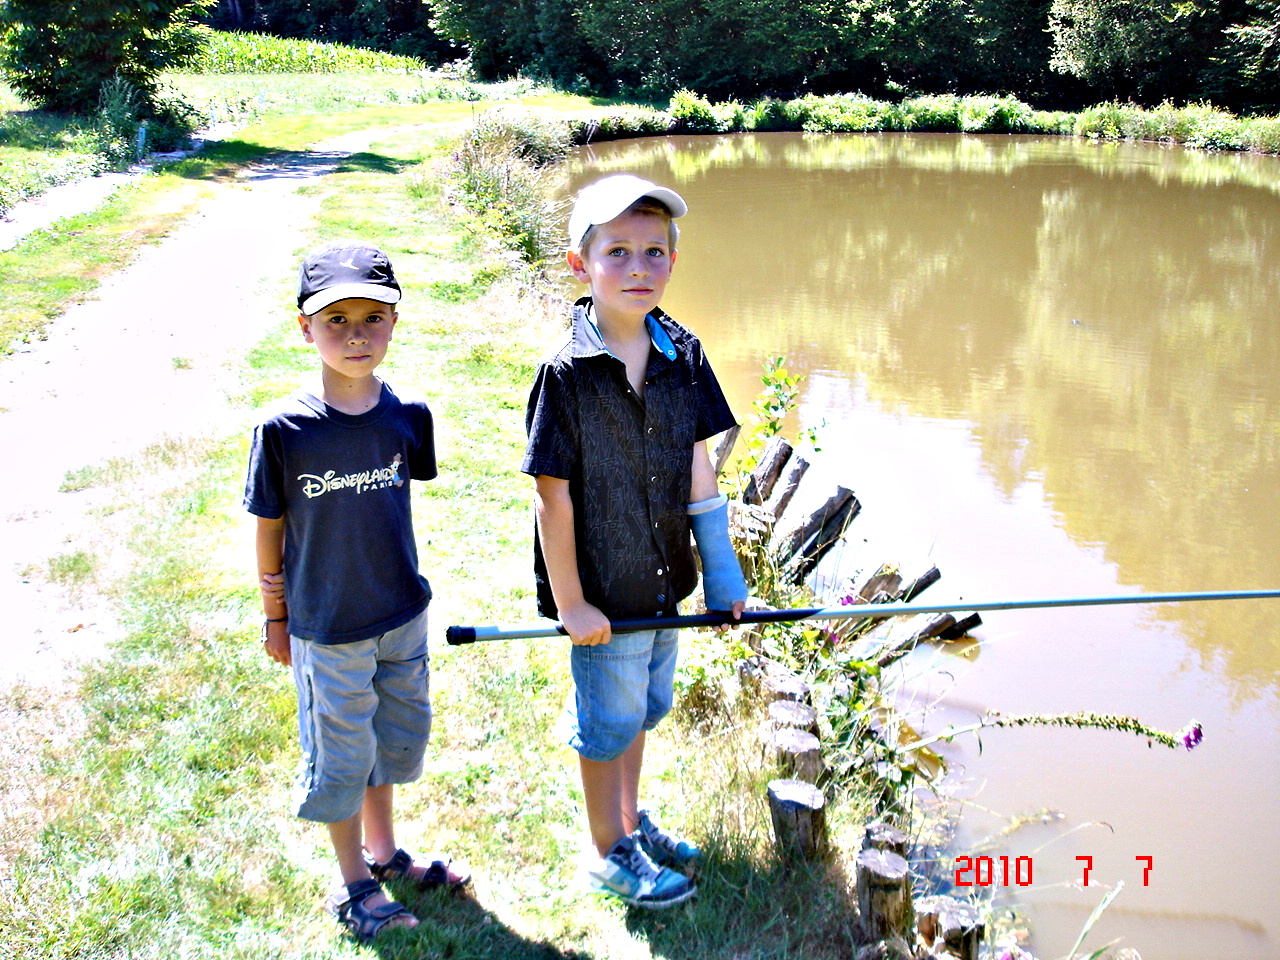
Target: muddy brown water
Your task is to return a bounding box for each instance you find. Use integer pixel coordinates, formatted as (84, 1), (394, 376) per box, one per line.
(566, 132), (1280, 960)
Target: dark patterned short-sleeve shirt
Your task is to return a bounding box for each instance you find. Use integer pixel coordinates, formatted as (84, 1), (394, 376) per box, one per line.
(522, 298), (737, 621)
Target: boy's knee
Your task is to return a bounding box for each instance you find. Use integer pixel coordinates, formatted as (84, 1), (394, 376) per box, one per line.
(578, 711), (646, 762)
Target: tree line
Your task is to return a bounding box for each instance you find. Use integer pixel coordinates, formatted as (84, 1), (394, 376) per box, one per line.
(427, 0), (1279, 112)
(4, 0), (1278, 115)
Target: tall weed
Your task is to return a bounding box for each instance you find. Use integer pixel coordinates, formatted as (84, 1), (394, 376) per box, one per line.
(439, 109), (572, 272)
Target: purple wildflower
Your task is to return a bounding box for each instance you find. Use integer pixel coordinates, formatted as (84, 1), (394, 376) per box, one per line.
(1178, 719), (1204, 751)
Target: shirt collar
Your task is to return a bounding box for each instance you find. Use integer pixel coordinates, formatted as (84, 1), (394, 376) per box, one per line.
(569, 298), (679, 362)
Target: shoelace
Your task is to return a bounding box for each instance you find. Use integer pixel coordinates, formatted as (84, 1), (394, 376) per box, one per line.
(640, 817), (678, 854)
(622, 843), (662, 881)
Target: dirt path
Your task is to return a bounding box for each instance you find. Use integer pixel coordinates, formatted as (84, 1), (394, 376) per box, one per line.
(0, 133), (395, 689)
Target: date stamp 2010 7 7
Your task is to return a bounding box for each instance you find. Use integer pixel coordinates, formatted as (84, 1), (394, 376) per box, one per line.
(954, 855), (1155, 887)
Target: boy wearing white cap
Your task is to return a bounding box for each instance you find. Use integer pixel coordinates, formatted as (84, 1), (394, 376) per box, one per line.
(244, 241), (469, 941)
(522, 176), (748, 908)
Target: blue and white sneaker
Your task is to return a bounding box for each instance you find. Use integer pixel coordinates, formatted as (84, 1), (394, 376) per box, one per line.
(635, 809), (702, 869)
(586, 835), (696, 909)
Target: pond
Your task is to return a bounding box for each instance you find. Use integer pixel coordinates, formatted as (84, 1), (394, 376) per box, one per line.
(565, 132), (1280, 960)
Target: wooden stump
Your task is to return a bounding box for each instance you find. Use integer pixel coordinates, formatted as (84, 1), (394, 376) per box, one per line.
(913, 896), (983, 960)
(767, 698), (819, 735)
(765, 726), (824, 782)
(862, 820), (908, 858)
(767, 778), (827, 862)
(762, 672), (811, 704)
(856, 847), (914, 941)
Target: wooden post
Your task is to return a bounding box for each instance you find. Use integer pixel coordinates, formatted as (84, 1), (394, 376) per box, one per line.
(939, 612), (982, 640)
(765, 455), (808, 521)
(743, 435), (792, 505)
(762, 672), (811, 704)
(767, 698), (819, 735)
(710, 423), (741, 476)
(773, 485), (857, 565)
(767, 778), (827, 862)
(902, 564), (940, 601)
(788, 491), (861, 583)
(913, 896), (983, 960)
(856, 847), (914, 941)
(765, 726), (824, 782)
(862, 821), (908, 858)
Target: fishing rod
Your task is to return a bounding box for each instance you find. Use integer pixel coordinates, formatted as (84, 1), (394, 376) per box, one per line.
(445, 588), (1280, 645)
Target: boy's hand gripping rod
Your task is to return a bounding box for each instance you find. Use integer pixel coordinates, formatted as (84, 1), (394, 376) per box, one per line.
(445, 588), (1280, 644)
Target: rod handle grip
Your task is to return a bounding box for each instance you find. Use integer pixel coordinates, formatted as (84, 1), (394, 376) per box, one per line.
(445, 626), (476, 645)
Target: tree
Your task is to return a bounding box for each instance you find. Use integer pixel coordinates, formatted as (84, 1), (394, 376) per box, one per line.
(0, 0), (214, 113)
(1047, 0), (1214, 101)
(1220, 0), (1280, 108)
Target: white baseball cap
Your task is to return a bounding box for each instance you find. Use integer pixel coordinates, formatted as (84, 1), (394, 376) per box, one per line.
(568, 174), (688, 251)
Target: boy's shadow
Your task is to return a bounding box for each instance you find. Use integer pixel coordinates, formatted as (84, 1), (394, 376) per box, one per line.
(623, 846), (863, 960)
(363, 884), (595, 960)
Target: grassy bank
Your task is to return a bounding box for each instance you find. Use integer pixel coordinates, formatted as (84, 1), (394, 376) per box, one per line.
(0, 88), (884, 958)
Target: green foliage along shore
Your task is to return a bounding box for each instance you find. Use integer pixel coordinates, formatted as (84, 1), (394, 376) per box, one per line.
(426, 0), (1280, 113)
(577, 90), (1280, 157)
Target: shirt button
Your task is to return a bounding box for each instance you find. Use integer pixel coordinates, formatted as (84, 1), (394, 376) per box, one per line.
(646, 426), (655, 435)
(649, 475), (658, 484)
(656, 567), (664, 576)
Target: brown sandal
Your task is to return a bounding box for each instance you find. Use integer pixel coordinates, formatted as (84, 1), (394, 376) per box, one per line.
(365, 847), (472, 890)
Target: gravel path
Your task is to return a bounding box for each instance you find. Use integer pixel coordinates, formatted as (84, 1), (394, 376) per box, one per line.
(0, 133), (393, 688)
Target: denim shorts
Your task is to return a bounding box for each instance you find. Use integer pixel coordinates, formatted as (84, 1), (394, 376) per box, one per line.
(563, 628), (679, 762)
(289, 608), (431, 823)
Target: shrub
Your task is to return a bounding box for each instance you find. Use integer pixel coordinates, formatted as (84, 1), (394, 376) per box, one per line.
(1074, 101), (1149, 140)
(0, 0), (213, 113)
(441, 110), (572, 271)
(744, 97), (800, 132)
(1243, 116), (1280, 154)
(800, 94), (900, 133)
(669, 88), (726, 133)
(958, 95), (1033, 133)
(900, 94), (962, 131)
(1028, 109), (1077, 134)
(569, 109), (676, 143)
(1185, 111), (1248, 151)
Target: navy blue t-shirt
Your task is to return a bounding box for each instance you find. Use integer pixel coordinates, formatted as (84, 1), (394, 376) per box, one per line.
(243, 381), (435, 644)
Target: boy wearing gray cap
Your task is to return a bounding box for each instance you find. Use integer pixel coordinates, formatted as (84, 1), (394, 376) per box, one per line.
(523, 176), (748, 908)
(244, 242), (468, 941)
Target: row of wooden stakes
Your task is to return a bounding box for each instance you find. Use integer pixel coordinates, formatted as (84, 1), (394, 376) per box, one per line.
(713, 428), (987, 958)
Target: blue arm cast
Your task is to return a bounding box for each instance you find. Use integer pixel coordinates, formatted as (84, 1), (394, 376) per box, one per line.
(688, 496), (748, 611)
